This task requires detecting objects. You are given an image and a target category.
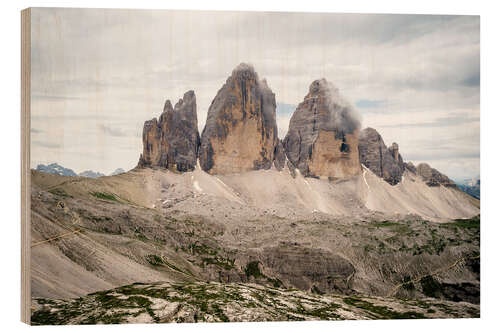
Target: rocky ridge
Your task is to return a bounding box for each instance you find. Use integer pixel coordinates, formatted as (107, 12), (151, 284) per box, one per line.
(416, 163), (456, 187)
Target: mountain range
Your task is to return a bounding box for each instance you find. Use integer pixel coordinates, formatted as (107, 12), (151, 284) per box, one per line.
(30, 63), (480, 324)
(138, 63), (463, 195)
(35, 163), (125, 178)
(457, 177), (480, 199)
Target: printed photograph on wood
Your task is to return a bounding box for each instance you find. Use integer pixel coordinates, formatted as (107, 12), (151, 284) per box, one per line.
(24, 8), (480, 325)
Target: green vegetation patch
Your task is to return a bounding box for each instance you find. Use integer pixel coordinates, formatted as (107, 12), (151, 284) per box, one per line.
(293, 300), (341, 320)
(442, 216), (480, 230)
(179, 241), (236, 271)
(145, 254), (164, 266)
(144, 254), (193, 276)
(343, 297), (426, 319)
(31, 292), (158, 325)
(89, 191), (120, 203)
(373, 221), (401, 228)
(401, 276), (415, 291)
(245, 261), (265, 279)
(201, 256), (235, 270)
(48, 188), (72, 198)
(420, 275), (442, 298)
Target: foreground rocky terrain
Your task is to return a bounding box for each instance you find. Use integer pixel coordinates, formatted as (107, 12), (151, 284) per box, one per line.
(32, 281), (479, 325)
(30, 165), (479, 324)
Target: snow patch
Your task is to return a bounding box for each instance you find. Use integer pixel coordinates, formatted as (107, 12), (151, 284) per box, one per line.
(362, 169), (370, 190)
(193, 180), (203, 193)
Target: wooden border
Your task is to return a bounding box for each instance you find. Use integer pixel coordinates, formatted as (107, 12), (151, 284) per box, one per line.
(21, 7), (31, 325)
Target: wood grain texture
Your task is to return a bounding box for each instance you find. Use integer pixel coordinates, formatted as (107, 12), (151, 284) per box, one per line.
(21, 7), (31, 325)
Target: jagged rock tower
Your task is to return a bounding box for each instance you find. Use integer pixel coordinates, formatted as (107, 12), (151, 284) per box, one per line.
(138, 91), (200, 172)
(358, 127), (405, 185)
(136, 67), (457, 191)
(283, 79), (362, 179)
(199, 63), (279, 174)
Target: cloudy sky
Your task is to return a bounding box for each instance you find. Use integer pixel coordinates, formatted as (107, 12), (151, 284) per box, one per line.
(30, 8), (479, 180)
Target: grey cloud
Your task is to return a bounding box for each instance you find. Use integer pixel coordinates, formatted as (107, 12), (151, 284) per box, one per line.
(382, 114), (479, 129)
(98, 124), (128, 137)
(405, 151), (479, 161)
(224, 12), (466, 47)
(462, 72), (480, 87)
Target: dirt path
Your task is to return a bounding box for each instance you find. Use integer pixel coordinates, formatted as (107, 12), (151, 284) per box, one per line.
(31, 229), (81, 247)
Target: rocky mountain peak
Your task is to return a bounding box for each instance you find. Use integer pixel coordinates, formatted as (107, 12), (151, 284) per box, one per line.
(231, 62), (257, 78)
(308, 79), (338, 100)
(283, 78), (361, 179)
(35, 163), (78, 177)
(199, 63), (279, 174)
(358, 128), (405, 185)
(138, 90), (200, 172)
(109, 168), (125, 176)
(163, 99), (173, 113)
(389, 143), (399, 162)
(404, 161), (417, 174)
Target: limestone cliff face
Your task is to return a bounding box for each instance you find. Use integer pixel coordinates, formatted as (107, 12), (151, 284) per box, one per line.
(416, 163), (456, 187)
(273, 139), (286, 171)
(283, 79), (361, 179)
(358, 128), (405, 185)
(199, 64), (279, 174)
(139, 91), (200, 172)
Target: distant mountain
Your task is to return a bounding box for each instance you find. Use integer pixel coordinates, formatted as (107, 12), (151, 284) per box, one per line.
(36, 163), (77, 177)
(78, 170), (105, 178)
(464, 177), (480, 187)
(458, 177), (480, 199)
(109, 168), (125, 176)
(35, 163), (108, 179)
